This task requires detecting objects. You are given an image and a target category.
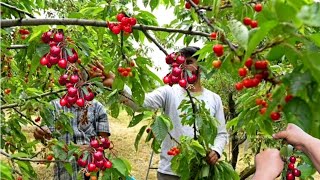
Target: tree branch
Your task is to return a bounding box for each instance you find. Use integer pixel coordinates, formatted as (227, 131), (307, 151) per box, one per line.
(186, 89), (198, 140)
(0, 2), (35, 18)
(0, 18), (210, 37)
(240, 166), (256, 180)
(1, 89), (67, 110)
(0, 149), (70, 163)
(252, 39), (285, 55)
(7, 45), (28, 49)
(185, 0), (237, 52)
(141, 28), (168, 56)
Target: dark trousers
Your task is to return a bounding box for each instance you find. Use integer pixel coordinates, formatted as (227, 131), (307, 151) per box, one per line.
(157, 172), (180, 180)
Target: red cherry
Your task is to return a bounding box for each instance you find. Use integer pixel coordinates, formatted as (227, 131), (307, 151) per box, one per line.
(4, 88), (11, 94)
(19, 29), (30, 35)
(235, 82), (244, 91)
(289, 156), (296, 163)
(121, 71), (129, 77)
(172, 67), (182, 77)
(250, 20), (258, 28)
(53, 32), (64, 43)
(293, 169), (301, 177)
(47, 155), (53, 161)
(252, 78), (260, 87)
(123, 25), (132, 33)
(77, 158), (88, 167)
(245, 58), (253, 68)
(212, 60), (222, 68)
(192, 0), (200, 5)
(69, 74), (79, 84)
(76, 98), (85, 107)
(285, 95), (293, 103)
(67, 96), (77, 104)
(90, 139), (99, 149)
(213, 44), (224, 57)
(40, 57), (49, 66)
(116, 13), (125, 22)
(178, 79), (187, 88)
(67, 87), (78, 97)
(104, 161), (112, 169)
(84, 92), (95, 101)
(242, 79), (252, 88)
(88, 163), (96, 172)
(121, 17), (130, 26)
(261, 100), (268, 107)
(255, 61), (268, 69)
(60, 98), (68, 106)
(93, 151), (104, 161)
(187, 74), (197, 84)
(185, 2), (191, 9)
(176, 55), (186, 64)
(256, 98), (263, 105)
(50, 45), (61, 57)
(163, 76), (171, 84)
(254, 3), (263, 12)
(254, 74), (263, 81)
(67, 53), (78, 63)
(171, 76), (180, 83)
(100, 137), (110, 149)
(58, 59), (67, 69)
(46, 62), (52, 68)
(210, 32), (217, 39)
(95, 160), (104, 168)
(112, 26), (121, 34)
(286, 173), (294, 180)
(41, 31), (52, 43)
(35, 116), (41, 122)
(260, 107), (267, 115)
(238, 68), (247, 77)
(129, 17), (137, 25)
(243, 17), (252, 26)
(172, 62), (179, 67)
(48, 55), (59, 65)
(270, 112), (281, 121)
(108, 22), (115, 30)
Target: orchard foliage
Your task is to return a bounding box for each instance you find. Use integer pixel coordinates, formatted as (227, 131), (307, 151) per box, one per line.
(1, 0), (320, 179)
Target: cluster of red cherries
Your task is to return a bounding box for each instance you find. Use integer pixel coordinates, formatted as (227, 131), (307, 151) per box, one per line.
(39, 30), (95, 108)
(243, 3), (263, 28)
(108, 13), (137, 35)
(18, 28), (30, 40)
(162, 53), (197, 88)
(286, 156), (301, 180)
(167, 146), (180, 156)
(77, 137), (113, 174)
(184, 0), (200, 9)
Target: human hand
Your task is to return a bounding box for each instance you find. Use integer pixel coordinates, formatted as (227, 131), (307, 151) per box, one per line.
(253, 149), (284, 180)
(273, 123), (311, 152)
(206, 150), (219, 165)
(88, 61), (105, 79)
(33, 127), (51, 140)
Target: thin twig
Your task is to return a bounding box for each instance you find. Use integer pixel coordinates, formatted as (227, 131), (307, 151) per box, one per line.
(168, 132), (181, 145)
(185, 89), (198, 140)
(141, 28), (168, 56)
(7, 45), (28, 49)
(0, 149), (70, 163)
(0, 2), (35, 18)
(252, 39), (285, 55)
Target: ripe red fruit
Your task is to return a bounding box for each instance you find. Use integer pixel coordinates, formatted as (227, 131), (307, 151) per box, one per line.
(47, 155), (53, 161)
(238, 68), (247, 77)
(108, 22), (115, 30)
(35, 116), (41, 122)
(235, 82), (244, 91)
(100, 137), (110, 149)
(129, 61), (135, 67)
(254, 74), (263, 81)
(46, 62), (52, 68)
(178, 79), (187, 88)
(187, 74), (197, 84)
(17, 176), (23, 180)
(50, 45), (61, 57)
(242, 79), (252, 88)
(116, 13), (125, 22)
(192, 0), (200, 5)
(67, 96), (77, 104)
(67, 87), (78, 97)
(250, 20), (258, 28)
(104, 161), (112, 169)
(285, 95), (293, 103)
(245, 58), (253, 68)
(165, 55), (174, 64)
(84, 92), (94, 101)
(252, 78), (260, 87)
(255, 61), (268, 69)
(121, 71), (129, 77)
(185, 2), (191, 9)
(77, 158), (87, 167)
(58, 58), (67, 69)
(286, 173), (294, 180)
(59, 74), (68, 85)
(243, 17), (252, 26)
(171, 76), (180, 83)
(53, 32), (64, 43)
(93, 151), (104, 161)
(288, 163), (295, 170)
(69, 74), (79, 84)
(254, 3), (263, 12)
(163, 76), (171, 84)
(41, 31), (52, 43)
(172, 67), (182, 77)
(270, 112), (281, 121)
(90, 139), (99, 148)
(176, 55), (186, 64)
(60, 98), (68, 106)
(256, 98), (263, 105)
(76, 98), (85, 107)
(88, 163), (96, 172)
(213, 44), (224, 57)
(146, 128), (151, 133)
(40, 57), (49, 66)
(212, 60), (222, 68)
(172, 62), (179, 67)
(129, 17), (137, 25)
(293, 169), (301, 177)
(261, 100), (268, 107)
(112, 26), (121, 34)
(118, 67), (125, 73)
(289, 156), (296, 163)
(167, 150), (174, 155)
(260, 107), (267, 115)
(210, 32), (217, 39)
(48, 55), (59, 65)
(121, 17), (130, 26)
(4, 88), (11, 94)
(19, 29), (30, 35)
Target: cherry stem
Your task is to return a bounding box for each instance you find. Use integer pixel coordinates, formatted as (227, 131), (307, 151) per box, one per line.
(185, 89), (198, 140)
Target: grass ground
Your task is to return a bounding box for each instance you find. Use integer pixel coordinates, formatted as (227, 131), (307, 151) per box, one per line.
(1, 111), (320, 179)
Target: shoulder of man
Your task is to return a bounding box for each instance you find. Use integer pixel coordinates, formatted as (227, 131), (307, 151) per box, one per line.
(204, 88), (222, 101)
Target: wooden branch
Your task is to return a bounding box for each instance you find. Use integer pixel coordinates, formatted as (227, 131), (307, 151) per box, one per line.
(186, 89), (198, 140)
(0, 2), (35, 18)
(240, 166), (256, 180)
(141, 28), (168, 56)
(252, 39), (285, 55)
(0, 149), (70, 163)
(7, 45), (28, 49)
(0, 18), (210, 37)
(185, 0), (237, 52)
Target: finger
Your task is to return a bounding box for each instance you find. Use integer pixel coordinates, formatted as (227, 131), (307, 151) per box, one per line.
(88, 64), (95, 68)
(209, 156), (218, 165)
(273, 130), (288, 139)
(95, 61), (105, 70)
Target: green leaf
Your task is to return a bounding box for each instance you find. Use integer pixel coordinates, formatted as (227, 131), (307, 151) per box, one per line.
(0, 162), (14, 180)
(112, 158), (129, 176)
(151, 115), (170, 142)
(309, 33), (320, 47)
(150, 0), (159, 11)
(190, 140), (206, 157)
(298, 163), (316, 179)
(244, 21), (278, 61)
(297, 4), (320, 27)
(36, 44), (50, 57)
(128, 113), (145, 127)
(64, 163), (73, 175)
(134, 125), (147, 151)
(132, 80), (145, 105)
(304, 50), (320, 84)
(229, 19), (248, 50)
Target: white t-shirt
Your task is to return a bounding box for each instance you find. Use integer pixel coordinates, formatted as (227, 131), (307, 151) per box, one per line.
(124, 85), (228, 176)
